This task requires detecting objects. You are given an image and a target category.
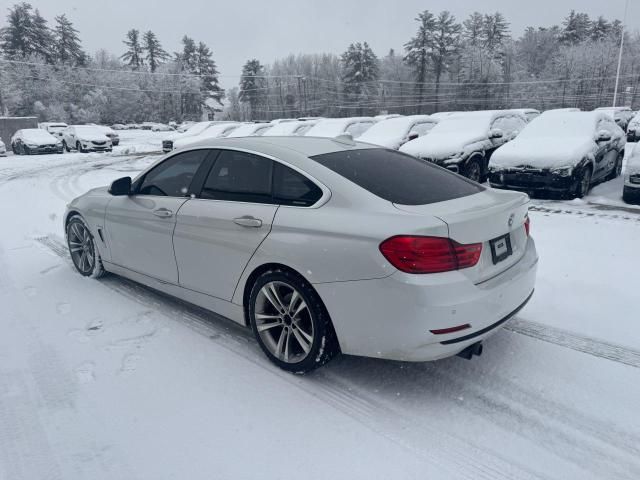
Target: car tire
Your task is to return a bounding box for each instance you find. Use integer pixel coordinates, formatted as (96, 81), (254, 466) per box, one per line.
(66, 215), (106, 279)
(11, 143), (18, 155)
(62, 140), (70, 152)
(573, 166), (592, 199)
(76, 141), (86, 153)
(607, 151), (624, 180)
(248, 269), (339, 374)
(463, 156), (483, 182)
(623, 186), (640, 205)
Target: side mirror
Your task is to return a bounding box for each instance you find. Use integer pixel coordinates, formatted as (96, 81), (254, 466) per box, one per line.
(490, 129), (504, 139)
(109, 176), (131, 196)
(596, 130), (611, 142)
(407, 131), (420, 141)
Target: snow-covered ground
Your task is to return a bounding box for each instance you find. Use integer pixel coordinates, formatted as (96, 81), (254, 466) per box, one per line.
(1, 142), (639, 479)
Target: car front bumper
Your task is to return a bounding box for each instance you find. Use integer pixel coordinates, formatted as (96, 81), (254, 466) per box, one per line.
(315, 237), (538, 362)
(27, 145), (64, 154)
(489, 169), (576, 193)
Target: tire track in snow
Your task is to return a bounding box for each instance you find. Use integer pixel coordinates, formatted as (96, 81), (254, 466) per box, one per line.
(505, 319), (640, 369)
(529, 205), (640, 223)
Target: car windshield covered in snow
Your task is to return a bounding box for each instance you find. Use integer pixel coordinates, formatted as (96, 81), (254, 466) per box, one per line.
(428, 112), (493, 137)
(19, 128), (59, 142)
(516, 112), (598, 139)
(311, 147), (483, 205)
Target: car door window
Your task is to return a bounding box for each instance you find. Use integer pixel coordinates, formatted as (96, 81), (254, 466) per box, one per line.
(346, 122), (373, 138)
(273, 163), (322, 207)
(137, 149), (209, 197)
(200, 150), (273, 203)
(410, 122), (436, 137)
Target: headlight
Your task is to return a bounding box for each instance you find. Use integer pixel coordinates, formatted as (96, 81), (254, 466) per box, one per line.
(27, 144), (38, 148)
(552, 166), (573, 177)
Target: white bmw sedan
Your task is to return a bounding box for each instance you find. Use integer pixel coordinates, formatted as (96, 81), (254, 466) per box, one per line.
(64, 137), (538, 373)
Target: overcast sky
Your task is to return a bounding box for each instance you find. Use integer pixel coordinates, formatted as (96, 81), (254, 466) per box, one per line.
(14, 0), (638, 88)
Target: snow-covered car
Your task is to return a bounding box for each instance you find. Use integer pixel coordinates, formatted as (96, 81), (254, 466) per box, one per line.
(11, 128), (63, 155)
(270, 118), (297, 125)
(151, 123), (174, 132)
(512, 108), (540, 123)
(64, 136), (537, 373)
(0, 138), (6, 156)
(262, 120), (318, 136)
(595, 106), (634, 131)
(304, 117), (375, 139)
(172, 122), (240, 150)
(39, 122), (68, 139)
(61, 126), (112, 153)
(226, 123), (273, 138)
(163, 121), (217, 152)
(489, 111), (625, 198)
(358, 115), (437, 150)
(94, 126), (120, 146)
(545, 108), (581, 113)
(626, 112), (640, 142)
(111, 123), (127, 130)
(374, 114), (402, 121)
(429, 111), (461, 120)
(400, 110), (527, 182)
(623, 143), (640, 204)
(176, 121), (196, 133)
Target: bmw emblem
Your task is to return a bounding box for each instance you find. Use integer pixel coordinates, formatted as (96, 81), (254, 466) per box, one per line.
(508, 213), (515, 227)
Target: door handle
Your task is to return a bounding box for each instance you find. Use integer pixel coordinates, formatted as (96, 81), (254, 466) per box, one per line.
(233, 216), (263, 228)
(153, 208), (173, 218)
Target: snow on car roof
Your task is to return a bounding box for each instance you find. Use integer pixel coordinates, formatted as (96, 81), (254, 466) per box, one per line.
(516, 111), (606, 138)
(262, 120), (318, 136)
(18, 128), (58, 141)
(226, 123), (272, 137)
(358, 115), (435, 143)
(305, 117), (374, 138)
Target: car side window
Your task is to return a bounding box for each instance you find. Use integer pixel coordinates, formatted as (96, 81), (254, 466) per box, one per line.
(137, 149), (209, 197)
(200, 150), (273, 203)
(273, 163), (323, 207)
(346, 122), (373, 138)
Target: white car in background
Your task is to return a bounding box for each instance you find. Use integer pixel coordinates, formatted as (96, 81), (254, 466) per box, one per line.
(305, 117), (375, 139)
(489, 111), (625, 198)
(358, 115), (437, 150)
(11, 128), (63, 155)
(595, 106), (634, 131)
(262, 120), (318, 136)
(172, 122), (240, 150)
(151, 123), (174, 132)
(226, 123), (273, 138)
(623, 143), (640, 204)
(400, 110), (527, 181)
(626, 112), (640, 142)
(0, 138), (6, 156)
(429, 111), (461, 120)
(94, 126), (120, 146)
(163, 121), (218, 152)
(374, 114), (402, 121)
(40, 122), (68, 140)
(61, 126), (112, 153)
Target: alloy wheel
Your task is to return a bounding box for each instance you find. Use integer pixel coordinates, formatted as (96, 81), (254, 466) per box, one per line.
(68, 221), (95, 275)
(254, 281), (314, 364)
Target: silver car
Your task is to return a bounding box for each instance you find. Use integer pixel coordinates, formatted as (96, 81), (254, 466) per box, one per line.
(64, 137), (538, 373)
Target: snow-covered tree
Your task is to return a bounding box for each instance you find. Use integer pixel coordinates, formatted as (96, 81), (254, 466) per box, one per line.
(121, 29), (144, 69)
(404, 10), (436, 112)
(194, 41), (224, 108)
(30, 9), (54, 62)
(463, 12), (484, 47)
(341, 42), (379, 115)
(0, 2), (35, 58)
(483, 12), (510, 52)
(142, 30), (168, 73)
(431, 11), (461, 111)
(560, 11), (592, 45)
(239, 59), (266, 118)
(53, 14), (85, 65)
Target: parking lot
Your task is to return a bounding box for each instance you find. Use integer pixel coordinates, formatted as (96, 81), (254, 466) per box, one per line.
(0, 131), (638, 479)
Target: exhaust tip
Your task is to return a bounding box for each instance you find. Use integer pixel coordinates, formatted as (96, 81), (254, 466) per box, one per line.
(456, 342), (483, 360)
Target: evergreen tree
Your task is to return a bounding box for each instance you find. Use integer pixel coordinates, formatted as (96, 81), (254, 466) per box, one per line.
(341, 42), (379, 95)
(194, 41), (224, 106)
(239, 59), (266, 118)
(463, 12), (484, 46)
(560, 11), (592, 45)
(142, 30), (168, 72)
(0, 2), (35, 58)
(121, 29), (144, 69)
(590, 16), (611, 41)
(53, 14), (85, 65)
(483, 12), (510, 52)
(176, 35), (197, 72)
(30, 9), (54, 62)
(431, 11), (461, 111)
(404, 10), (436, 112)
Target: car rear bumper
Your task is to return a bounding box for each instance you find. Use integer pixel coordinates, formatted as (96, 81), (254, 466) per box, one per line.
(489, 169), (576, 193)
(315, 237), (538, 361)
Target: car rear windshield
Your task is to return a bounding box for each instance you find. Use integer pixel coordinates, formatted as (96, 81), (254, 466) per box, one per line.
(310, 148), (484, 205)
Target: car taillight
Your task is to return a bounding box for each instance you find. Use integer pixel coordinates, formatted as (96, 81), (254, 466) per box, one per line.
(379, 236), (482, 274)
(524, 216), (530, 236)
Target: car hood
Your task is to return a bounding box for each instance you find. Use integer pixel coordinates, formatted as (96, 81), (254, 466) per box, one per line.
(78, 135), (110, 142)
(400, 132), (486, 158)
(490, 137), (595, 170)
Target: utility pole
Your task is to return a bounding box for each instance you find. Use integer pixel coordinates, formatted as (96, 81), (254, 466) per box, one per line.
(613, 0), (630, 107)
